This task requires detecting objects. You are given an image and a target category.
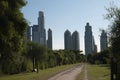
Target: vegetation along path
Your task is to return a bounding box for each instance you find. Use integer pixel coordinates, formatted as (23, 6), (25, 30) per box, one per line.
(48, 64), (84, 80)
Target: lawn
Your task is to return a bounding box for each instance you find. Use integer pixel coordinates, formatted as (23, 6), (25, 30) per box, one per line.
(76, 64), (110, 80)
(0, 63), (79, 80)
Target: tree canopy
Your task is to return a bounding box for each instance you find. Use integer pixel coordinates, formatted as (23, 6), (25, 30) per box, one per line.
(0, 0), (28, 74)
(105, 4), (120, 80)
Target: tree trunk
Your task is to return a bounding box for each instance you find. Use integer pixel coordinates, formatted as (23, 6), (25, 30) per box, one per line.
(32, 56), (35, 71)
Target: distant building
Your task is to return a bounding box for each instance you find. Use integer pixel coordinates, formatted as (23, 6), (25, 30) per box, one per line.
(84, 23), (96, 55)
(64, 30), (72, 50)
(26, 11), (53, 48)
(47, 28), (52, 49)
(92, 36), (97, 53)
(100, 30), (107, 51)
(32, 25), (39, 43)
(72, 31), (80, 51)
(32, 11), (46, 45)
(94, 45), (97, 53)
(26, 26), (32, 41)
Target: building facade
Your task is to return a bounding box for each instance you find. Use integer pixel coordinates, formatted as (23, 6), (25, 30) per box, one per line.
(47, 28), (52, 49)
(64, 30), (72, 50)
(100, 30), (107, 51)
(84, 23), (96, 55)
(92, 36), (97, 53)
(32, 11), (46, 45)
(72, 31), (80, 51)
(26, 11), (53, 48)
(26, 26), (32, 41)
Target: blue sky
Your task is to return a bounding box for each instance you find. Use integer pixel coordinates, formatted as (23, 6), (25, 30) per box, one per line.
(22, 0), (120, 53)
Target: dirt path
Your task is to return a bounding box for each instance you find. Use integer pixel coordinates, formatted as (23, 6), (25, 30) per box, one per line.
(84, 64), (88, 80)
(48, 64), (83, 80)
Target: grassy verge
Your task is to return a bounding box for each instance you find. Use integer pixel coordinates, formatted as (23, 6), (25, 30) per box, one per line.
(0, 63), (79, 80)
(87, 64), (110, 80)
(76, 64), (110, 80)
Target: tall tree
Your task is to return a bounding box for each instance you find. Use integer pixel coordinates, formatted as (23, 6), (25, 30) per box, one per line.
(26, 42), (47, 73)
(105, 4), (120, 80)
(0, 0), (27, 74)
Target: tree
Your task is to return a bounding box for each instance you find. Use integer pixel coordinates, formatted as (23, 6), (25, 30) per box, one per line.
(26, 42), (47, 73)
(0, 0), (28, 74)
(105, 4), (120, 80)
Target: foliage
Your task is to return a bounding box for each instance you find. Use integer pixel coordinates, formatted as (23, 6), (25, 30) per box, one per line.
(0, 0), (85, 75)
(21, 41), (85, 73)
(87, 49), (111, 64)
(105, 4), (120, 80)
(24, 42), (47, 72)
(0, 0), (28, 74)
(0, 64), (78, 80)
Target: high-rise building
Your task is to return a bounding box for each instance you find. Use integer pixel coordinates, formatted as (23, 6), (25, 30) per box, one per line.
(85, 23), (93, 55)
(32, 11), (46, 45)
(26, 26), (32, 41)
(32, 25), (39, 43)
(38, 11), (46, 45)
(47, 28), (52, 49)
(26, 11), (53, 48)
(72, 31), (80, 51)
(94, 45), (97, 53)
(100, 30), (107, 51)
(92, 36), (97, 53)
(64, 30), (72, 50)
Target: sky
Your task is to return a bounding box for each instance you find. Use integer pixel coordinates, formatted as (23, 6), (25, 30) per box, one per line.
(22, 0), (120, 53)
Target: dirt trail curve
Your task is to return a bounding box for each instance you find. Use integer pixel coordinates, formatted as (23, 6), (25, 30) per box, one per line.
(48, 64), (84, 80)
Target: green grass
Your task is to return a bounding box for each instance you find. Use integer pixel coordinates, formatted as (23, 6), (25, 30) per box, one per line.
(0, 64), (79, 80)
(87, 64), (110, 80)
(76, 64), (110, 80)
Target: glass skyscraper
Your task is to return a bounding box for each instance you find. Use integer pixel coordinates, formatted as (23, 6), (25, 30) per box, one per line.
(64, 30), (80, 51)
(64, 30), (72, 50)
(47, 28), (52, 49)
(72, 31), (80, 51)
(84, 23), (96, 54)
(27, 11), (52, 48)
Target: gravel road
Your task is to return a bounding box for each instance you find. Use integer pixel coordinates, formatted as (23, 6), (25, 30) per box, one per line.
(48, 64), (84, 80)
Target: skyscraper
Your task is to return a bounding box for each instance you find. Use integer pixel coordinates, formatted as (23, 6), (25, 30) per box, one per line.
(64, 30), (72, 50)
(72, 31), (80, 51)
(47, 28), (52, 49)
(100, 30), (107, 51)
(92, 36), (97, 53)
(32, 25), (39, 43)
(26, 26), (32, 41)
(32, 11), (46, 45)
(85, 23), (93, 55)
(38, 11), (46, 45)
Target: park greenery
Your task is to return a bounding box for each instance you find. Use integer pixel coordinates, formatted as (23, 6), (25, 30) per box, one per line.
(86, 4), (120, 80)
(105, 4), (120, 80)
(0, 0), (28, 74)
(76, 64), (110, 80)
(0, 0), (120, 80)
(0, 39), (85, 74)
(0, 0), (85, 75)
(87, 49), (111, 64)
(0, 64), (79, 80)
